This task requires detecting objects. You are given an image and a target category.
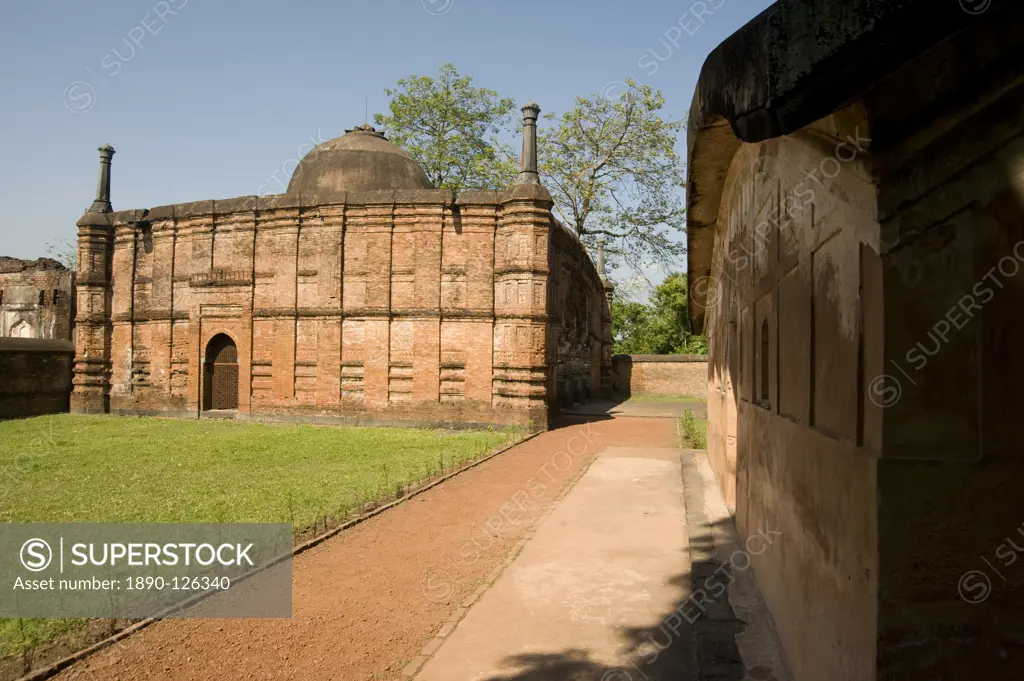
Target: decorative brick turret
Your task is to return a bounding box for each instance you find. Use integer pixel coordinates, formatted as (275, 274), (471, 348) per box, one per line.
(494, 103), (554, 426)
(515, 103), (541, 186)
(88, 144), (115, 214)
(71, 145), (117, 413)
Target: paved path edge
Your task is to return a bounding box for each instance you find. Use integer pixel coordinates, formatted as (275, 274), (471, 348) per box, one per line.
(403, 446), (603, 679)
(682, 450), (794, 681)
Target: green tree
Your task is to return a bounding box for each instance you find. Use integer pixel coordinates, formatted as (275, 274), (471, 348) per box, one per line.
(539, 79), (686, 272)
(374, 63), (519, 193)
(611, 299), (656, 354)
(612, 273), (707, 355)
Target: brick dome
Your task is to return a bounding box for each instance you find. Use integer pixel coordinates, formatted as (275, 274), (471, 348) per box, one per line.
(286, 125), (432, 196)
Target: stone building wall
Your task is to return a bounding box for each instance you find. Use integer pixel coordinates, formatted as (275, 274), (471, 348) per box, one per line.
(611, 354), (708, 397)
(549, 223), (608, 406)
(71, 189), (610, 429)
(0, 338), (75, 419)
(702, 112), (880, 681)
(688, 2), (1024, 679)
(867, 17), (1024, 679)
(0, 257), (74, 340)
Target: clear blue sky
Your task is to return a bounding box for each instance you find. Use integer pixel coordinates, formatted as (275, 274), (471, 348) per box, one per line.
(0, 0), (772, 275)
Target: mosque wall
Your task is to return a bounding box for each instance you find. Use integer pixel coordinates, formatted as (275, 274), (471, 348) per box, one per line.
(70, 189), (612, 430)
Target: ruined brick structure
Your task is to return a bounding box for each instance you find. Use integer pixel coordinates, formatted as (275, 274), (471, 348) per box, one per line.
(0, 338), (75, 420)
(0, 257), (74, 340)
(0, 257), (75, 419)
(71, 106), (612, 429)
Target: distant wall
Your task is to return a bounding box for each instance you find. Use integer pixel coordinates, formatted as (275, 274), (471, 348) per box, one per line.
(0, 338), (74, 419)
(611, 354), (708, 397)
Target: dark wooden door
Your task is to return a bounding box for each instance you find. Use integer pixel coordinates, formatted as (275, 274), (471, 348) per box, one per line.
(211, 364), (238, 410)
(204, 335), (238, 410)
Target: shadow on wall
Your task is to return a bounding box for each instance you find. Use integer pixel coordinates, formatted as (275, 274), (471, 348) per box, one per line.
(477, 517), (756, 681)
(613, 355), (633, 397)
(0, 338), (75, 420)
(700, 94), (1024, 681)
(556, 376), (595, 409)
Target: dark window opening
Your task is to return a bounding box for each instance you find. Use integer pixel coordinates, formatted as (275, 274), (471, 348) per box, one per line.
(52, 289), (59, 305)
(38, 290), (45, 306)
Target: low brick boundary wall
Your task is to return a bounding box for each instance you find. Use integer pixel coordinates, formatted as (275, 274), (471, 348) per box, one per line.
(612, 354), (708, 398)
(0, 337), (74, 420)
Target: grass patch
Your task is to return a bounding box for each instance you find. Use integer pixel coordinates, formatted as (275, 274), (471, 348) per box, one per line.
(0, 415), (515, 526)
(0, 414), (519, 663)
(0, 618), (87, 662)
(624, 394), (706, 404)
(680, 410), (708, 449)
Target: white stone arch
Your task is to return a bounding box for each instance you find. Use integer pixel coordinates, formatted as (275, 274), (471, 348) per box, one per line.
(10, 319), (34, 338)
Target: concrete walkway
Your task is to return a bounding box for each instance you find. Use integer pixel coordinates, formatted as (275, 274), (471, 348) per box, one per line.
(413, 435), (791, 681)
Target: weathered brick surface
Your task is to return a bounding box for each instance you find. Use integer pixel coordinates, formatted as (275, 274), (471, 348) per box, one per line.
(611, 354), (709, 397)
(0, 257), (73, 340)
(70, 192), (611, 429)
(0, 338), (74, 419)
(549, 224), (610, 407)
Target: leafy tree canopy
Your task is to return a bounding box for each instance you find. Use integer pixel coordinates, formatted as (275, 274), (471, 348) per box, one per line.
(612, 273), (707, 355)
(373, 63), (519, 193)
(376, 70), (687, 277)
(539, 79), (686, 273)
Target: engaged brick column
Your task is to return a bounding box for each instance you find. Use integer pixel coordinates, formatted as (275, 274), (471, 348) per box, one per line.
(494, 182), (552, 428)
(493, 103), (556, 428)
(71, 145), (117, 413)
(71, 211), (114, 413)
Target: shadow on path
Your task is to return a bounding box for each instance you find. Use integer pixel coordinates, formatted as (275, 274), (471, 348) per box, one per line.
(477, 518), (764, 681)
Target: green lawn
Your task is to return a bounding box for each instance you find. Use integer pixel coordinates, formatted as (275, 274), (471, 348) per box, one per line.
(0, 415), (515, 526)
(0, 414), (518, 661)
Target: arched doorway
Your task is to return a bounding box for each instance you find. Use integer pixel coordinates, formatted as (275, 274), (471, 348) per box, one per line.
(203, 334), (238, 411)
